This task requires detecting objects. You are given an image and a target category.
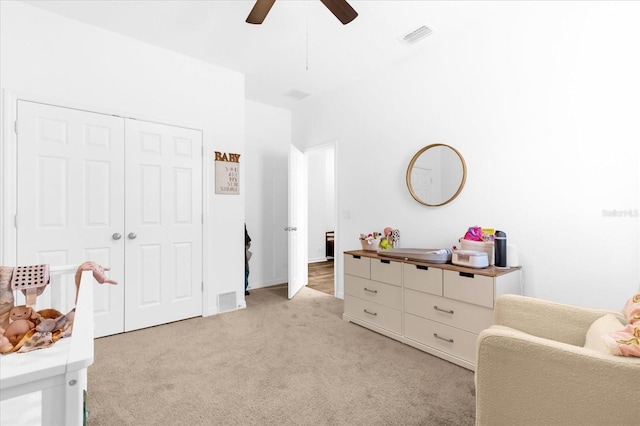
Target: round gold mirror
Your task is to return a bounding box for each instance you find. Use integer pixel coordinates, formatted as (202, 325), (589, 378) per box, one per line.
(406, 144), (467, 206)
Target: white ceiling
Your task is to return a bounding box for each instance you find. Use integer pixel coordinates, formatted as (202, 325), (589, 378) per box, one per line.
(21, 0), (445, 110)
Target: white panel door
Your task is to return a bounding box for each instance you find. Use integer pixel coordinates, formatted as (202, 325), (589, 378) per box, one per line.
(16, 100), (125, 337)
(287, 145), (308, 299)
(123, 119), (203, 331)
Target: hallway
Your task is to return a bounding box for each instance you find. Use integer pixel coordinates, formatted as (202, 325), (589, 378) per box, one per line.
(307, 261), (334, 296)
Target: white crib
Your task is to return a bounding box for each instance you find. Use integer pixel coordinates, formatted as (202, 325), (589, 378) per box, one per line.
(0, 266), (94, 426)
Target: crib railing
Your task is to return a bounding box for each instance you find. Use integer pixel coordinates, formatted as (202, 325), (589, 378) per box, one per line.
(0, 265), (94, 426)
(11, 264), (80, 316)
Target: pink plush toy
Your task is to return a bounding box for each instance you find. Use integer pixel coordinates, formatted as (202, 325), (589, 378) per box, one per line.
(74, 261), (118, 303)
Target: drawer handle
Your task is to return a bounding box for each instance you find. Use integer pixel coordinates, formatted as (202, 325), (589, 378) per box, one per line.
(353, 255), (361, 259)
(433, 305), (454, 315)
(459, 272), (474, 278)
(434, 333), (454, 343)
(364, 287), (378, 294)
(416, 265), (429, 270)
(363, 309), (378, 316)
(380, 259), (391, 264)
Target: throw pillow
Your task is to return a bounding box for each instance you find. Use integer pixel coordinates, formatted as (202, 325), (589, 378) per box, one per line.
(584, 314), (624, 354)
(603, 323), (640, 357)
(602, 292), (640, 357)
(622, 292), (640, 324)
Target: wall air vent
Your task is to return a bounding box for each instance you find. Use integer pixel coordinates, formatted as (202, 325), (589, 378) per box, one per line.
(218, 291), (237, 313)
(400, 25), (433, 45)
(284, 89), (310, 101)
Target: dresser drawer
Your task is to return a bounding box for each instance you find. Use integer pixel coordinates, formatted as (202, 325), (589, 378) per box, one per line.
(344, 254), (370, 279)
(404, 313), (478, 364)
(403, 263), (443, 296)
(443, 270), (494, 308)
(345, 275), (402, 310)
(370, 258), (402, 286)
(344, 295), (402, 335)
(404, 288), (493, 334)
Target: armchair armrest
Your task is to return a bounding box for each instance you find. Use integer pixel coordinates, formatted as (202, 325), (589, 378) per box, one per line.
(476, 325), (640, 426)
(493, 294), (626, 346)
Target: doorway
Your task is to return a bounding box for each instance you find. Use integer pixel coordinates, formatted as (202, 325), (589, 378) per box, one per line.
(305, 142), (336, 296)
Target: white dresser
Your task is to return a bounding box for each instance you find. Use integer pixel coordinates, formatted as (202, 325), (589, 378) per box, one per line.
(343, 250), (522, 371)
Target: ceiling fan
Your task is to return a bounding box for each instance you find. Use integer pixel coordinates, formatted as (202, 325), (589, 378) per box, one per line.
(246, 0), (358, 25)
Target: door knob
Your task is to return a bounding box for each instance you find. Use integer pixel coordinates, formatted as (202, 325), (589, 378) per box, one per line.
(112, 233), (122, 240)
(128, 232), (137, 240)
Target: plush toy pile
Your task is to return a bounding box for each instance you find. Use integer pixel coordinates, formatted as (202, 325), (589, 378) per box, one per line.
(0, 304), (73, 354)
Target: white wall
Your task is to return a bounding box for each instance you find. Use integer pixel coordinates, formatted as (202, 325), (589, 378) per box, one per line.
(307, 144), (335, 262)
(0, 1), (246, 314)
(293, 1), (640, 310)
(244, 101), (290, 289)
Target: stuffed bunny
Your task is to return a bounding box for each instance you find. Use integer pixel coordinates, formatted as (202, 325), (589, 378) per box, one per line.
(3, 305), (38, 345)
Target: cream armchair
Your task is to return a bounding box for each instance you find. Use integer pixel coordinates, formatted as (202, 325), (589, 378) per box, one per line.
(475, 294), (640, 426)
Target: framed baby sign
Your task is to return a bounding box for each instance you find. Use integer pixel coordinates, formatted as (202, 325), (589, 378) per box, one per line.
(214, 151), (240, 195)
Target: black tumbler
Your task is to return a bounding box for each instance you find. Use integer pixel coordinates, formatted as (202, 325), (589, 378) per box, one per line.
(494, 230), (507, 267)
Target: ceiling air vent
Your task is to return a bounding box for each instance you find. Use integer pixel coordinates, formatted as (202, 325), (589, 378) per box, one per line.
(400, 25), (433, 45)
(284, 89), (310, 101)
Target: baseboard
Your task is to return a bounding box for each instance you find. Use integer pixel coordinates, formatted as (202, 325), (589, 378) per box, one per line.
(309, 257), (332, 263)
(248, 280), (287, 290)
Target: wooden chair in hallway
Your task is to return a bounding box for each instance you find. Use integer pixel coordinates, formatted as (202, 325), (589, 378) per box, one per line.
(325, 231), (335, 259)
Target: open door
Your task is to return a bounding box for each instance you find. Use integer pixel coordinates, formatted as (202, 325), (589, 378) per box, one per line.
(287, 145), (308, 299)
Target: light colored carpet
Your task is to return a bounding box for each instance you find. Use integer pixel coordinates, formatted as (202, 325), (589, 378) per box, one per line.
(87, 286), (475, 425)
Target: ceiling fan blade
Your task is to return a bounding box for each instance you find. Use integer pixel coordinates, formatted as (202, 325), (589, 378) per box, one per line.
(320, 0), (358, 25)
(246, 0), (276, 25)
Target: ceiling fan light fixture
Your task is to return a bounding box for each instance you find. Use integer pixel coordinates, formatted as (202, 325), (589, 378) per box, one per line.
(400, 25), (433, 45)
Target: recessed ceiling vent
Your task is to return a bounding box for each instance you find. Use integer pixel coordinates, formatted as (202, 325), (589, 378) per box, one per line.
(400, 25), (433, 45)
(284, 89), (310, 101)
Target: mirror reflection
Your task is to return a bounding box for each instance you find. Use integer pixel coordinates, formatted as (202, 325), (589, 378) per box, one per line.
(406, 144), (467, 206)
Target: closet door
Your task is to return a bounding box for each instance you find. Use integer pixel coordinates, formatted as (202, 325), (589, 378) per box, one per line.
(16, 100), (126, 337)
(123, 119), (203, 332)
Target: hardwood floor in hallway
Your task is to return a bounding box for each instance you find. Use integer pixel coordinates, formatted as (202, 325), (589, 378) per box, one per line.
(307, 260), (334, 296)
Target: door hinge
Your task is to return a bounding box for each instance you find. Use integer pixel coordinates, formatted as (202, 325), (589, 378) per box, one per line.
(201, 281), (204, 292)
(14, 120), (18, 134)
(14, 214), (18, 228)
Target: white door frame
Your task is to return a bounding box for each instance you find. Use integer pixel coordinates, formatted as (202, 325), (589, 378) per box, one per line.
(331, 140), (342, 299)
(288, 144), (307, 299)
(303, 140), (340, 297)
(0, 90), (208, 316)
